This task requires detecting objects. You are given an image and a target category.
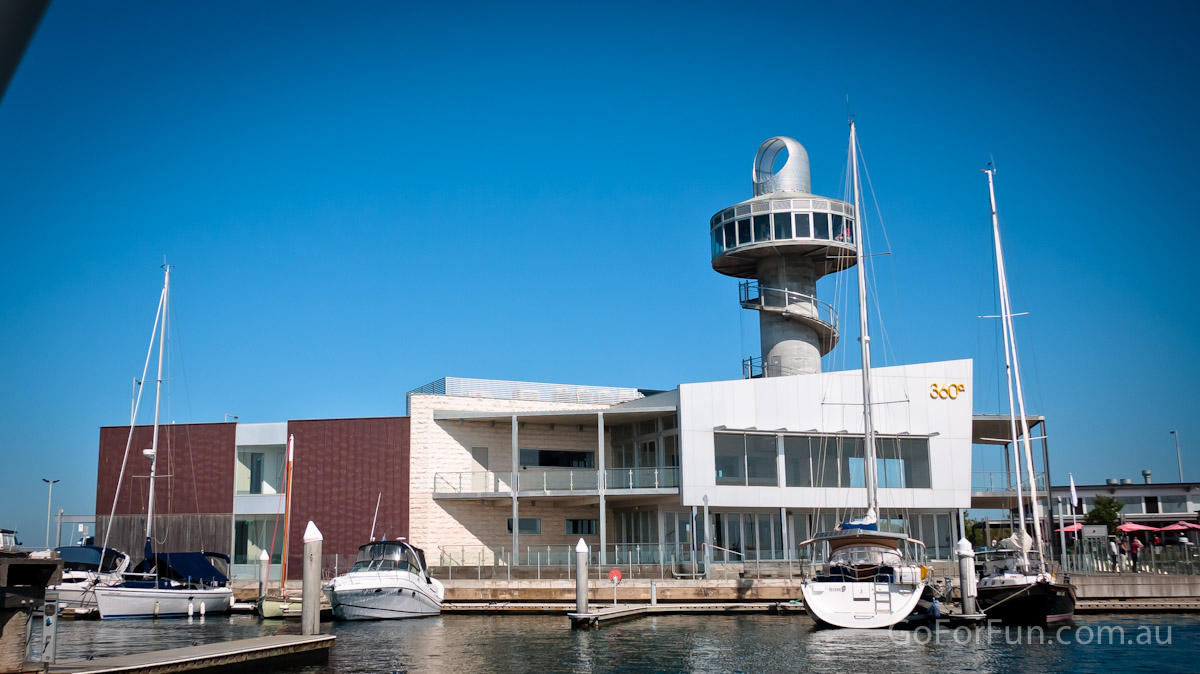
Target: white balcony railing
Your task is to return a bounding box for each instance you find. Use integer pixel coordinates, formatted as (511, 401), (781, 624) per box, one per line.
(433, 467), (680, 496)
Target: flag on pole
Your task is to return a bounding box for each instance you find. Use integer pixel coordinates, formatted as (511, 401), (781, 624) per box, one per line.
(1069, 473), (1079, 508)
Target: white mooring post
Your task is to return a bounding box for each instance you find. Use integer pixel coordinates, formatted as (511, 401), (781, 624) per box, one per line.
(575, 538), (588, 615)
(258, 549), (270, 599)
(955, 538), (977, 616)
(302, 521), (323, 635)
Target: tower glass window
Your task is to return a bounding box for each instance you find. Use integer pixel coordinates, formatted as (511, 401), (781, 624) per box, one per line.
(737, 219), (751, 245)
(773, 213), (793, 239)
(753, 215), (771, 242)
(813, 213), (831, 239)
(794, 212), (812, 238)
(724, 222), (736, 249)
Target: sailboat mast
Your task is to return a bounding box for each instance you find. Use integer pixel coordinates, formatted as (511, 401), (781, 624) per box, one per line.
(145, 265), (170, 543)
(990, 177), (1047, 558)
(985, 169), (1030, 568)
(849, 120), (878, 518)
(280, 433), (295, 586)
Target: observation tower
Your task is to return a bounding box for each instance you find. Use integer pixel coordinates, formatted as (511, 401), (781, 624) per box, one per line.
(709, 137), (857, 377)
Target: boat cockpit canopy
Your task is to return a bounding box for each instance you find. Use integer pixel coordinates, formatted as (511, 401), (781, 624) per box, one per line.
(55, 545), (128, 573)
(352, 540), (427, 574)
(134, 551), (230, 584)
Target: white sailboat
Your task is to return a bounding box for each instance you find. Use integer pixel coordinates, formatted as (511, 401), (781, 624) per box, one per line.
(48, 545), (131, 615)
(94, 266), (234, 619)
(974, 167), (1076, 625)
(798, 120), (928, 629)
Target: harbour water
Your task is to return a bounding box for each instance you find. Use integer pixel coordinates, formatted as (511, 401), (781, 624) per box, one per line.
(40, 613), (1200, 673)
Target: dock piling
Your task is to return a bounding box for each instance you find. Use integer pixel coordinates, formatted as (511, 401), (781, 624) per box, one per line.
(258, 549), (270, 599)
(302, 521), (323, 636)
(574, 539), (588, 615)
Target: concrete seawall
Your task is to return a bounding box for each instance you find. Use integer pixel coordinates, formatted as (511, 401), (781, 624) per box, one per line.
(1072, 573), (1200, 599)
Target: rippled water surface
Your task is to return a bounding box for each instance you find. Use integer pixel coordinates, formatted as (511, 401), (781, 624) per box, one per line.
(43, 613), (1200, 673)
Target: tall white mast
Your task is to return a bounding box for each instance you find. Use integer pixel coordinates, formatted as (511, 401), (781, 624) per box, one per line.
(144, 265), (170, 545)
(850, 120), (878, 520)
(985, 169), (1032, 568)
(988, 173), (1046, 560)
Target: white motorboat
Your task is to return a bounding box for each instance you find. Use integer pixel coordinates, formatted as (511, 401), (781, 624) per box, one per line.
(325, 539), (444, 620)
(49, 545), (131, 614)
(797, 120), (928, 629)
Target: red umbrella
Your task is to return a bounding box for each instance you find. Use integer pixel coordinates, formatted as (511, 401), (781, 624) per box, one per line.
(1118, 522), (1158, 532)
(1157, 523), (1190, 531)
(1055, 523), (1082, 532)
(1173, 521), (1200, 530)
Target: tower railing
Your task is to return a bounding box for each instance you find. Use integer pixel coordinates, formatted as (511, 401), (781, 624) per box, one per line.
(739, 280), (839, 334)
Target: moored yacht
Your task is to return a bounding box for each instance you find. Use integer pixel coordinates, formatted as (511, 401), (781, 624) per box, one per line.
(49, 545), (131, 615)
(325, 539), (444, 620)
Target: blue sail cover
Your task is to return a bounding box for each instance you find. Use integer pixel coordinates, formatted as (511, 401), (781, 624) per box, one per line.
(134, 552), (230, 584)
(840, 522), (879, 531)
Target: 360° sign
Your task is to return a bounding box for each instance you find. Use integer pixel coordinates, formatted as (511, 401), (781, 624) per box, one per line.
(930, 383), (966, 400)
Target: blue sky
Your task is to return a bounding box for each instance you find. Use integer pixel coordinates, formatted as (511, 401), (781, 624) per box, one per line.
(2, 1), (1197, 543)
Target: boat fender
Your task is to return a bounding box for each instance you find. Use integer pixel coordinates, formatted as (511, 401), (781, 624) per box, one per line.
(920, 566), (931, 580)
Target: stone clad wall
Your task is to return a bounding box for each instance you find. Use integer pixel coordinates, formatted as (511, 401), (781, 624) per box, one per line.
(408, 395), (610, 564)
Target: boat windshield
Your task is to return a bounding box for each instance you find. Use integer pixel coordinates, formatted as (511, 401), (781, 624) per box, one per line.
(828, 545), (903, 568)
(351, 542), (418, 573)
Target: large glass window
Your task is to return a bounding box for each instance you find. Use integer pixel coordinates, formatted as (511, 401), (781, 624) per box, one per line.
(724, 221), (737, 249)
(839, 437), (866, 488)
(773, 213), (792, 239)
(1161, 495), (1190, 513)
(843, 218), (855, 243)
(235, 445), (286, 495)
(506, 518), (542, 535)
(712, 229), (723, 255)
(753, 215), (771, 242)
(566, 518), (598, 535)
(233, 516), (283, 565)
(784, 436), (813, 487)
(714, 434), (745, 485)
(794, 212), (812, 238)
(813, 212), (830, 239)
(519, 449), (594, 468)
(737, 219), (751, 245)
(746, 435), (778, 486)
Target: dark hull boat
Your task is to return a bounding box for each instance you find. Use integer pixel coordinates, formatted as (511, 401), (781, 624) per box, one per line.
(977, 580), (1076, 626)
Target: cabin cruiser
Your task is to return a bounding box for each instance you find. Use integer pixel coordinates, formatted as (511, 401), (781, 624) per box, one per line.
(49, 545), (131, 614)
(325, 539), (444, 620)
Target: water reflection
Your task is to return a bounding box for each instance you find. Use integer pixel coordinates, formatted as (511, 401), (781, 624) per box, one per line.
(36, 613), (1200, 673)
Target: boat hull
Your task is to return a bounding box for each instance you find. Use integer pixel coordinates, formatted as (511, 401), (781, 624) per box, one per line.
(326, 571), (443, 620)
(801, 580), (925, 629)
(94, 586), (234, 619)
(977, 581), (1076, 625)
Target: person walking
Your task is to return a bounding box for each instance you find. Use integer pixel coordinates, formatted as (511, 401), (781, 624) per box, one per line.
(1109, 537), (1121, 573)
(1131, 537), (1143, 572)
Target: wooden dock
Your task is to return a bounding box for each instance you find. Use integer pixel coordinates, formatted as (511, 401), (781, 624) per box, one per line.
(44, 634), (334, 674)
(568, 602), (805, 628)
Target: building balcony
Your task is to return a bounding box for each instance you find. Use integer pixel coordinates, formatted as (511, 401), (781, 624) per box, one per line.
(739, 280), (839, 355)
(972, 471), (1047, 494)
(432, 467), (680, 499)
(971, 471), (1048, 510)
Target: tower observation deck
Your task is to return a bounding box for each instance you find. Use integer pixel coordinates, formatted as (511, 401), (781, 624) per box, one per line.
(710, 136), (857, 377)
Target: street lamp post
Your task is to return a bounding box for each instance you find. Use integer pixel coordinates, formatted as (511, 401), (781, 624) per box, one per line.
(42, 478), (60, 550)
(1171, 431), (1183, 483)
